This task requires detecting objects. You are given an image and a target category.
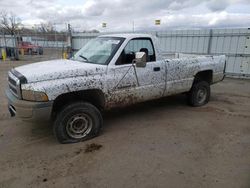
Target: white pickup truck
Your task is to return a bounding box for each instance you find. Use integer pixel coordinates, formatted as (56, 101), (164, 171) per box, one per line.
(6, 34), (226, 143)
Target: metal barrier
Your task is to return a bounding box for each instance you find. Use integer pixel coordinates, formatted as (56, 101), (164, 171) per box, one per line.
(71, 28), (250, 78)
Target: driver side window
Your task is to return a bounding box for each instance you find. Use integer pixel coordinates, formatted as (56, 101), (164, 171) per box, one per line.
(116, 38), (156, 65)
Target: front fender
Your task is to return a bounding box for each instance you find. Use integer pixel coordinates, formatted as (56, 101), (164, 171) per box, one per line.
(21, 75), (105, 100)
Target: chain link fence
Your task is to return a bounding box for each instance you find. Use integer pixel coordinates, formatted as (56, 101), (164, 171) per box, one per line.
(0, 32), (70, 61)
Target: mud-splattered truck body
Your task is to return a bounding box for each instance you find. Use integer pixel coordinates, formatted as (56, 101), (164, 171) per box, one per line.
(6, 34), (225, 143)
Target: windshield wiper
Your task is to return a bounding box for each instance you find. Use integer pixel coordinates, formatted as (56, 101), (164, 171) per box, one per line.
(78, 55), (95, 64)
(79, 55), (89, 62)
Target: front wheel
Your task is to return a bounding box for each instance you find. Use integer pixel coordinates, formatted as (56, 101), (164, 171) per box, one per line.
(53, 102), (103, 144)
(187, 81), (210, 107)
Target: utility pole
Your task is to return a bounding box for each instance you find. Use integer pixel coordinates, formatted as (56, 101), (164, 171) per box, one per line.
(67, 23), (72, 46)
(132, 21), (135, 33)
(67, 23), (72, 58)
(54, 23), (57, 48)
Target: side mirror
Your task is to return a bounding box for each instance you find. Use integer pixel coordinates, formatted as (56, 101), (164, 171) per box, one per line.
(133, 52), (147, 67)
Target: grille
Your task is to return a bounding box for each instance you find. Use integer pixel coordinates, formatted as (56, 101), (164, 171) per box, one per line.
(8, 72), (20, 98)
(8, 76), (16, 86)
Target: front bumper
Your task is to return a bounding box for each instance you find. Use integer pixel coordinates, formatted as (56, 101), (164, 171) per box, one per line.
(5, 89), (53, 122)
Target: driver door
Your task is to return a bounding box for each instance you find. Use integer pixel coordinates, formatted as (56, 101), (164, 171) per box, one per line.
(106, 38), (166, 108)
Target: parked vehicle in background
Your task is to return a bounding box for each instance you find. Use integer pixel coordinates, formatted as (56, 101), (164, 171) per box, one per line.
(18, 41), (43, 55)
(6, 33), (226, 144)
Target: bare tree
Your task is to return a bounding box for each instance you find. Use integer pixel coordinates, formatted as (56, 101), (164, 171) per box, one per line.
(37, 22), (69, 41)
(0, 11), (21, 60)
(0, 11), (21, 35)
(37, 22), (55, 33)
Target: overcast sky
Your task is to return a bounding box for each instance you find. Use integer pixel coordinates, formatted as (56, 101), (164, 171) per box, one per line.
(0, 0), (250, 31)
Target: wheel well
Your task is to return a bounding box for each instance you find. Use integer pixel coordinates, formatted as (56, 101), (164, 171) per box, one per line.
(194, 70), (213, 84)
(52, 89), (105, 118)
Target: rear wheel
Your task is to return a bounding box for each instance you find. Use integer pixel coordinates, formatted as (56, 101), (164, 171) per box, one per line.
(53, 102), (103, 144)
(28, 49), (32, 55)
(39, 48), (43, 55)
(187, 81), (210, 107)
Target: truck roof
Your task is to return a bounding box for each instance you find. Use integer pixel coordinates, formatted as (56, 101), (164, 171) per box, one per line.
(99, 33), (153, 39)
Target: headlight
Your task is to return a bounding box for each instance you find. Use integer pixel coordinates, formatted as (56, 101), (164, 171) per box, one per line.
(22, 90), (49, 102)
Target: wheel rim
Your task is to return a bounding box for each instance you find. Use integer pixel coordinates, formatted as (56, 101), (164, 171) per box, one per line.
(197, 87), (207, 104)
(66, 113), (93, 139)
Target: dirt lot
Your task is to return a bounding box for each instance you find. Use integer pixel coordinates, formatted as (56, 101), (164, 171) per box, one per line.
(0, 52), (250, 188)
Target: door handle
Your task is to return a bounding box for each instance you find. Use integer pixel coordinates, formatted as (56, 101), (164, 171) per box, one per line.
(153, 67), (161, 71)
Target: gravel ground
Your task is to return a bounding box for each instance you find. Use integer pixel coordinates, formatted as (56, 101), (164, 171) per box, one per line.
(0, 52), (250, 188)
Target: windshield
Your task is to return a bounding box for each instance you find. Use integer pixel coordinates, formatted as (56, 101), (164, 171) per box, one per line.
(72, 37), (124, 65)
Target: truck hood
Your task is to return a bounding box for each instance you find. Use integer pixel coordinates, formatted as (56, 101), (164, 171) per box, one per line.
(14, 59), (107, 83)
